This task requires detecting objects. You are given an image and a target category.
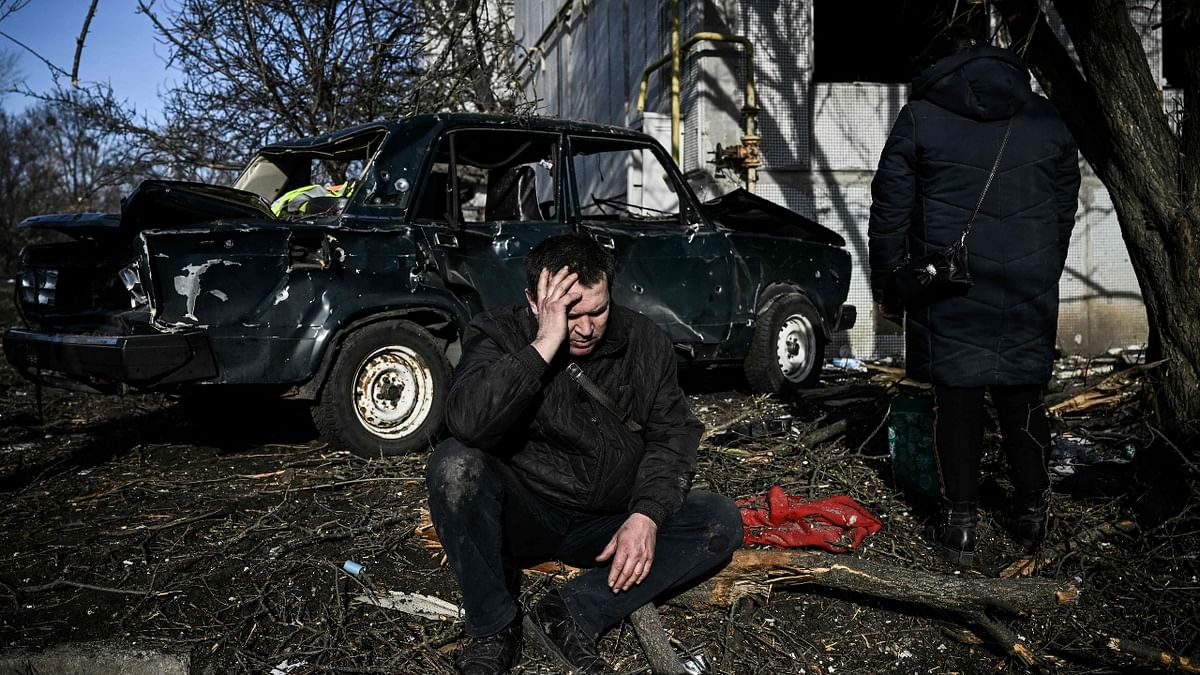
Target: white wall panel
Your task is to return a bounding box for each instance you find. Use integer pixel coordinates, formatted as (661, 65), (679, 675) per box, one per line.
(811, 82), (904, 172)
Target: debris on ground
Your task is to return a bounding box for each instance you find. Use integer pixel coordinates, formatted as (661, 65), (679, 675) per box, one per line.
(1, 346), (1197, 673)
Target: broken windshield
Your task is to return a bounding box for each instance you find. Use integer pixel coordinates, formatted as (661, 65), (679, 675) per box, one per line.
(233, 129), (388, 219)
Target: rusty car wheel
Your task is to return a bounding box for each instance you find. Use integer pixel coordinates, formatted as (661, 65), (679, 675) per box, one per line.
(313, 321), (449, 458)
(744, 294), (826, 393)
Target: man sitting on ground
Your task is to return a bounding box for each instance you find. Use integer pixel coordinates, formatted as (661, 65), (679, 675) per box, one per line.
(426, 234), (742, 674)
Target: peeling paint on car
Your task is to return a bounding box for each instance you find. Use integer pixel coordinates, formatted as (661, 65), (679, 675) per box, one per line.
(173, 259), (242, 321)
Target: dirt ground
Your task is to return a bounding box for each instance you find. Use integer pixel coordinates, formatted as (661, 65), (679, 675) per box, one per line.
(1, 302), (1197, 673)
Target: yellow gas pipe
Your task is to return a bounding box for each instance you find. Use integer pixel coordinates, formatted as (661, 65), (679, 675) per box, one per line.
(636, 0), (760, 192)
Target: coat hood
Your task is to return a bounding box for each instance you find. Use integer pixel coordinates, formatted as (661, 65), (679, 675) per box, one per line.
(911, 44), (1032, 121)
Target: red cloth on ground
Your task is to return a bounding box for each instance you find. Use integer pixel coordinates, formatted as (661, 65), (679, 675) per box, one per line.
(735, 485), (883, 553)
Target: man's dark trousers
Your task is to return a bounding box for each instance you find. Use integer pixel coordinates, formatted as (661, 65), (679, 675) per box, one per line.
(426, 438), (743, 640)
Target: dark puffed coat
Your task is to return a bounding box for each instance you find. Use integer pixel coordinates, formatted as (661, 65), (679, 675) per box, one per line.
(444, 303), (702, 527)
(868, 44), (1081, 387)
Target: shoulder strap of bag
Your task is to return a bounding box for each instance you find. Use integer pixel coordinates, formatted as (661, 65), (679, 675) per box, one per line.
(959, 119), (1014, 245)
(566, 362), (643, 433)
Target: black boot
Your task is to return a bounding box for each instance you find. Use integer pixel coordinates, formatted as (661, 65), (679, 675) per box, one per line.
(1008, 490), (1051, 552)
(457, 616), (523, 675)
(526, 589), (612, 674)
(923, 501), (977, 567)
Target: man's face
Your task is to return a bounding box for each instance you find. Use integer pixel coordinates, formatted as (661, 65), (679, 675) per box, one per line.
(526, 273), (611, 358)
(563, 280), (611, 357)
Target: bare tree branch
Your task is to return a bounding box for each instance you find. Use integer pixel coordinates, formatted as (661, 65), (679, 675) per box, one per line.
(70, 0), (99, 87)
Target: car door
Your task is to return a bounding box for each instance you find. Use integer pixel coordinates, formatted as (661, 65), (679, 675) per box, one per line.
(566, 134), (738, 347)
(412, 128), (571, 313)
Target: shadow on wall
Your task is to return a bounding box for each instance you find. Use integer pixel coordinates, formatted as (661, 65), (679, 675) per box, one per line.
(706, 0), (904, 358)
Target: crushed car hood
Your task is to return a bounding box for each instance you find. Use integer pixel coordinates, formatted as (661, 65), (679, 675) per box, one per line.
(702, 188), (846, 247)
(19, 180), (275, 235)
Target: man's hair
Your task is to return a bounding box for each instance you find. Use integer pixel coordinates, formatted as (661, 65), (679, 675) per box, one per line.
(525, 234), (615, 298)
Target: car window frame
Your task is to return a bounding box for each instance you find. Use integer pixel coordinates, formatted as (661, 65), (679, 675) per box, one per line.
(409, 127), (564, 230)
(563, 133), (706, 232)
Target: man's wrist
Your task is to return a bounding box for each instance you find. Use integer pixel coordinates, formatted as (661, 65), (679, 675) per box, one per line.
(631, 500), (668, 528)
(531, 334), (561, 363)
(627, 512), (657, 527)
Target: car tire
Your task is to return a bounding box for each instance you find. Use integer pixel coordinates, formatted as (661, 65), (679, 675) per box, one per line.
(744, 294), (826, 393)
(312, 321), (450, 458)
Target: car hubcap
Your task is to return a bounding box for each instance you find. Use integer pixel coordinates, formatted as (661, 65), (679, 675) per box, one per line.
(353, 345), (435, 439)
(775, 313), (817, 383)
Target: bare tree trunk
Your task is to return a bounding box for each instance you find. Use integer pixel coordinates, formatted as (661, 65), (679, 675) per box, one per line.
(998, 0), (1200, 440)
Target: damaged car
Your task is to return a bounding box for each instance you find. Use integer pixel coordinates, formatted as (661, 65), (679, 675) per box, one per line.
(4, 113), (855, 458)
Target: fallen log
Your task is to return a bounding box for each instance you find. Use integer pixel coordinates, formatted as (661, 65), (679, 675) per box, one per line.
(675, 549), (1077, 615)
(670, 549), (1075, 670)
(628, 604), (688, 674)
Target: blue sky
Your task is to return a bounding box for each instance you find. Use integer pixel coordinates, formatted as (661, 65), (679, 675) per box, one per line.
(0, 0), (174, 117)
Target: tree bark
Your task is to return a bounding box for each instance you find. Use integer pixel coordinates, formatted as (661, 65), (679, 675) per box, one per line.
(674, 550), (1078, 617)
(1107, 637), (1200, 673)
(628, 604), (689, 674)
(998, 0), (1200, 440)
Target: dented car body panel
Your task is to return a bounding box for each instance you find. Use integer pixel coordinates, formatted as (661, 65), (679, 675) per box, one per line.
(584, 223), (738, 345)
(135, 224), (439, 385)
(723, 231), (854, 333)
(5, 113), (855, 453)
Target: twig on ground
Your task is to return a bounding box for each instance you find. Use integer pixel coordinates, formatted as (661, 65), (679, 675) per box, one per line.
(15, 578), (179, 597)
(1107, 637), (1200, 673)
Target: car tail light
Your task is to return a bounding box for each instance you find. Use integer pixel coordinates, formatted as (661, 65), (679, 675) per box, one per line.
(119, 264), (148, 308)
(19, 268), (57, 307)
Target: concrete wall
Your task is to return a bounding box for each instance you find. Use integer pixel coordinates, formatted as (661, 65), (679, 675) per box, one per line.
(512, 0), (1155, 360)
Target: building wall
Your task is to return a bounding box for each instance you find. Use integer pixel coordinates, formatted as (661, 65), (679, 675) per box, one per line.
(512, 0), (1154, 360)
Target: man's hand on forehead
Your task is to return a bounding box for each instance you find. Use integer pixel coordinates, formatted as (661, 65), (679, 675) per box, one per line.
(530, 265), (581, 363)
(538, 266), (580, 304)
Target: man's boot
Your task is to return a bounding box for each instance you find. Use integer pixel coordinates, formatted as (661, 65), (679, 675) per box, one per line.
(526, 589), (612, 674)
(457, 616), (522, 675)
(923, 501), (977, 567)
(1008, 490), (1051, 552)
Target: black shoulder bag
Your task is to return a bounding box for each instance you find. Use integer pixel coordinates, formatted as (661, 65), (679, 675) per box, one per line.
(892, 120), (1013, 308)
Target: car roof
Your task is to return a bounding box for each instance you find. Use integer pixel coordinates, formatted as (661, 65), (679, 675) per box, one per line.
(257, 113), (657, 153)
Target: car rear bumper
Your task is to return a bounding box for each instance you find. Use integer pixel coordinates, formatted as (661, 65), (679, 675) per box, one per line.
(3, 328), (217, 393)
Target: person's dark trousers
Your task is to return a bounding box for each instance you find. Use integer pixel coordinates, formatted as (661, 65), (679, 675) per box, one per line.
(931, 383), (1052, 503)
(426, 437), (743, 640)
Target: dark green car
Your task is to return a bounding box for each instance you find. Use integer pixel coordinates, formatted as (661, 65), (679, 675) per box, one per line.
(5, 114), (855, 458)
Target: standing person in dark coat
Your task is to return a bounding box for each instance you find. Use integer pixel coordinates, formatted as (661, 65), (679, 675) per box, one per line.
(425, 234), (742, 675)
(868, 33), (1081, 566)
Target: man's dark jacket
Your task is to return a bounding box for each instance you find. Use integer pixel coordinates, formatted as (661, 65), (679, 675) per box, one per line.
(868, 44), (1081, 387)
(444, 303), (702, 527)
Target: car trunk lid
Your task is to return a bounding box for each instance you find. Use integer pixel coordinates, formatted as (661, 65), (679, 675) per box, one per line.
(19, 180), (275, 237)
